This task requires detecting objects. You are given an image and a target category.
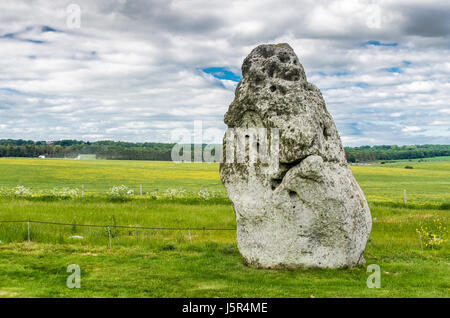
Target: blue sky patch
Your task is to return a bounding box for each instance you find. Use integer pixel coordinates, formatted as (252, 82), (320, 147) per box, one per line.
(41, 26), (61, 33)
(0, 88), (24, 95)
(2, 33), (16, 39)
(203, 67), (241, 82)
(364, 40), (398, 47)
(23, 39), (45, 44)
(316, 71), (349, 77)
(1, 27), (46, 44)
(384, 67), (402, 73)
(344, 122), (362, 136)
(354, 82), (369, 88)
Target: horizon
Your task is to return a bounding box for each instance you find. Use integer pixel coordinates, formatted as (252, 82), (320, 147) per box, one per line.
(1, 137), (449, 148)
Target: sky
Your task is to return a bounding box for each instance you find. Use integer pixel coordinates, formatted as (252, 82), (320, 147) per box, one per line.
(0, 0), (449, 146)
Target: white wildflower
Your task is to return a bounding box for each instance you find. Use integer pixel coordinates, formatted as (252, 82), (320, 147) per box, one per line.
(14, 185), (32, 197)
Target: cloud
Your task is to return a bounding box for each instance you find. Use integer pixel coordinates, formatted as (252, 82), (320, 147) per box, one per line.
(402, 126), (422, 133)
(0, 0), (448, 146)
(394, 2), (450, 37)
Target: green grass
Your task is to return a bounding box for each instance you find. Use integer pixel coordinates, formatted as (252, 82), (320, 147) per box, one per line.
(0, 158), (449, 298)
(351, 160), (450, 208)
(381, 156), (450, 163)
(0, 158), (222, 194)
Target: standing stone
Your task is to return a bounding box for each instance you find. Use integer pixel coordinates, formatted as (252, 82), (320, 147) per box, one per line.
(220, 43), (372, 269)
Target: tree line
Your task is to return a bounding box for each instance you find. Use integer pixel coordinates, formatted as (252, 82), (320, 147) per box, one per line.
(0, 139), (175, 160)
(0, 139), (449, 162)
(344, 144), (450, 163)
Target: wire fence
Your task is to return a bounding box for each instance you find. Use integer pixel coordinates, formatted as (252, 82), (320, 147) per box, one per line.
(0, 220), (236, 231)
(0, 219), (237, 248)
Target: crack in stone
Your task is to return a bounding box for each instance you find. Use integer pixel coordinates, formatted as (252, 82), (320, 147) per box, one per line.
(270, 155), (311, 191)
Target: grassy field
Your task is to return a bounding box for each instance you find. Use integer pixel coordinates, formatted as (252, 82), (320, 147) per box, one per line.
(0, 158), (223, 193)
(0, 157), (449, 297)
(381, 155), (450, 163)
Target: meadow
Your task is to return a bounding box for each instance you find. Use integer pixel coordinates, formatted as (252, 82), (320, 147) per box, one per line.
(0, 157), (448, 297)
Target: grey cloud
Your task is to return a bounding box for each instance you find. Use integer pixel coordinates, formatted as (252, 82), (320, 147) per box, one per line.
(0, 0), (449, 145)
(394, 4), (450, 37)
(91, 0), (225, 37)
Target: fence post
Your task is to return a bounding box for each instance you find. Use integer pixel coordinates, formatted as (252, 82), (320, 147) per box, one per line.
(140, 184), (143, 198)
(107, 225), (112, 249)
(82, 184), (85, 198)
(403, 189), (406, 205)
(27, 219), (30, 242)
(188, 228), (192, 244)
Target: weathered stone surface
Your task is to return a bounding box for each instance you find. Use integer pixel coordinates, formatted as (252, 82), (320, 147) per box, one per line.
(220, 43), (372, 269)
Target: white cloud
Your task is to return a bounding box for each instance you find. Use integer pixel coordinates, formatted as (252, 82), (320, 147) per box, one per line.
(402, 126), (422, 133)
(0, 0), (449, 145)
(430, 121), (447, 126)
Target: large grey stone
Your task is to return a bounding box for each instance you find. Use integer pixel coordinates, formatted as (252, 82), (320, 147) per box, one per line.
(220, 43), (372, 269)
